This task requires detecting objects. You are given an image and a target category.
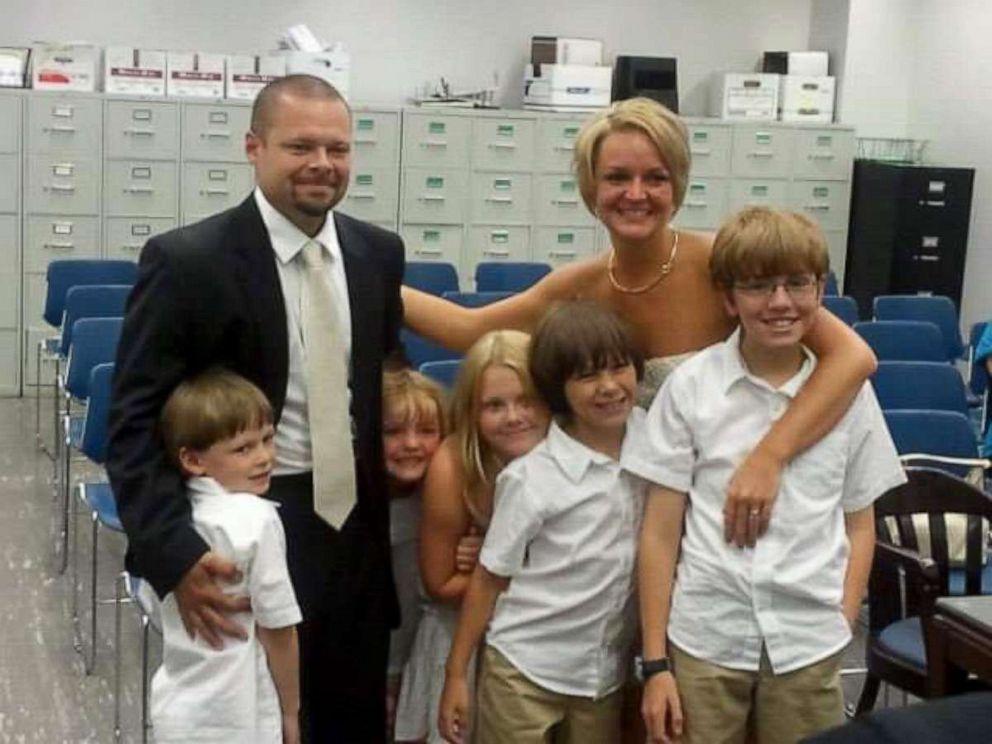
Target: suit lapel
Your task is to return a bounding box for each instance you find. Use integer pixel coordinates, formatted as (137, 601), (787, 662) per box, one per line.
(335, 212), (372, 380)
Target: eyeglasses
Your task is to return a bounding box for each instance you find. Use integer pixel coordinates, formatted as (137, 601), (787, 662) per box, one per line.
(733, 274), (821, 298)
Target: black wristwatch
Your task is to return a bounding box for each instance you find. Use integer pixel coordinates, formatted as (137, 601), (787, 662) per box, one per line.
(635, 655), (671, 682)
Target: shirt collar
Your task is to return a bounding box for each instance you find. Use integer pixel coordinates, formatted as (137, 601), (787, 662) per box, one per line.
(253, 187), (342, 266)
(186, 476), (228, 500)
(718, 326), (815, 398)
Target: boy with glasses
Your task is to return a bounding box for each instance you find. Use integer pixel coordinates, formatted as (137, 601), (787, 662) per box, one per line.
(632, 207), (905, 743)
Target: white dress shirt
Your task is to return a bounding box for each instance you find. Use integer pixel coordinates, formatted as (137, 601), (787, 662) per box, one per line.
(152, 477), (302, 743)
(253, 188), (352, 474)
(630, 329), (906, 674)
(481, 409), (649, 698)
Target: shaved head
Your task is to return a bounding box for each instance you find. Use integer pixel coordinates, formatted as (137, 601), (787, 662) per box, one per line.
(250, 74), (349, 138)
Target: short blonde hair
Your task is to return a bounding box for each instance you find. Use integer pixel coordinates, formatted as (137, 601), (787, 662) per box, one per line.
(382, 367), (448, 437)
(573, 97), (690, 216)
(449, 330), (534, 526)
(709, 206), (830, 289)
(160, 368), (273, 470)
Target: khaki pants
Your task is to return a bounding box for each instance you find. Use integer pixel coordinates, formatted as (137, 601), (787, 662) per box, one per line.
(475, 645), (623, 744)
(671, 644), (845, 744)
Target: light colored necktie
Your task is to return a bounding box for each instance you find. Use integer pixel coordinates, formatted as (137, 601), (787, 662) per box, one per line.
(300, 240), (356, 528)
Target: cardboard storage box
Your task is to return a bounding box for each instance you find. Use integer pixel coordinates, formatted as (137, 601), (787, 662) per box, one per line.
(280, 48), (349, 100)
(779, 75), (835, 123)
(710, 72), (779, 121)
(226, 54), (286, 100)
(166, 51), (225, 98)
(105, 47), (166, 95)
(31, 43), (100, 91)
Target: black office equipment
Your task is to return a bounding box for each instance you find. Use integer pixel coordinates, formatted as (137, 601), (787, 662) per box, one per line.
(611, 56), (678, 113)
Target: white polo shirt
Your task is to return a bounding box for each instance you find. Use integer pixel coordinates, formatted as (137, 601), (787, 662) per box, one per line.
(631, 329), (906, 674)
(152, 477), (302, 743)
(481, 409), (649, 699)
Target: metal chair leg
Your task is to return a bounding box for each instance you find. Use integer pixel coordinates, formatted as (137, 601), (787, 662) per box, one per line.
(87, 511), (99, 674)
(57, 409), (72, 575)
(114, 572), (124, 743)
(141, 614), (151, 743)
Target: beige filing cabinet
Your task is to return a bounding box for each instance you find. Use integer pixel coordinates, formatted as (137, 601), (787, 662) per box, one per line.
(0, 92), (22, 395)
(339, 107), (401, 232)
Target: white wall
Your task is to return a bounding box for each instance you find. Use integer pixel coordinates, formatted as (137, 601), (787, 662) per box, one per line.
(7, 0), (811, 113)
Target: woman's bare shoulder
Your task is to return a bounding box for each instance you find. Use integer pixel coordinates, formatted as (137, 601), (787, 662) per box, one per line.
(538, 253), (609, 300)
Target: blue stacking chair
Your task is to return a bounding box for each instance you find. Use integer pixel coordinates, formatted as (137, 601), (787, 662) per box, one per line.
(71, 363), (122, 674)
(854, 321), (946, 362)
(874, 295), (965, 361)
(57, 318), (123, 574)
(475, 261), (551, 292)
(883, 410), (988, 480)
(400, 328), (459, 369)
(871, 361), (970, 416)
(823, 295), (859, 326)
(442, 290), (514, 308)
(824, 271), (840, 296)
(419, 360), (461, 389)
(404, 261), (459, 296)
(967, 321), (990, 433)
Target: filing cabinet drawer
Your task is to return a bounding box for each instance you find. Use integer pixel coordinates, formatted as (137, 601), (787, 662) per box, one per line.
(729, 178), (789, 212)
(0, 216), (17, 329)
(104, 217), (176, 260)
(27, 95), (102, 154)
(536, 117), (585, 173)
(731, 127), (794, 178)
(472, 118), (535, 172)
(0, 154), (18, 213)
(788, 180), (851, 231)
(534, 174), (593, 226)
(676, 177), (728, 229)
(105, 160), (178, 217)
(470, 173), (532, 225)
(24, 273), (48, 325)
(352, 111), (400, 170)
(0, 96), (20, 153)
(182, 102), (251, 162)
(181, 162), (252, 219)
(532, 226), (596, 269)
(465, 226), (530, 275)
(793, 129), (855, 181)
(341, 168), (399, 224)
(402, 114), (471, 168)
(824, 230), (846, 289)
(26, 156), (100, 215)
(687, 124), (732, 178)
(24, 215), (100, 273)
(401, 168), (468, 225)
(105, 100), (179, 160)
(400, 224), (463, 266)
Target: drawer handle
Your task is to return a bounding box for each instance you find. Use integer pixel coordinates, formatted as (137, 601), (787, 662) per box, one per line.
(808, 153), (835, 160)
(418, 195), (446, 203)
(125, 186), (155, 195)
(121, 243), (143, 252)
(684, 201), (708, 208)
(803, 204), (830, 211)
(747, 151), (774, 158)
(414, 248), (443, 257)
(420, 140), (448, 148)
(691, 148), (712, 156)
(45, 184), (76, 193)
(483, 249), (511, 257)
(202, 131), (231, 139)
(548, 250), (577, 258)
(488, 142), (517, 150)
(201, 188), (230, 196)
(553, 144), (575, 152)
(354, 138), (378, 145)
(920, 200), (946, 207)
(551, 198), (579, 207)
(485, 196), (514, 204)
(43, 242), (75, 251)
(914, 255), (940, 262)
(348, 193), (376, 200)
(43, 125), (76, 134)
(124, 128), (156, 137)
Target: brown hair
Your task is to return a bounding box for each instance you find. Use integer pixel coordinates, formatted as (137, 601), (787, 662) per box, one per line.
(573, 96), (690, 216)
(709, 206), (830, 289)
(160, 368), (274, 470)
(382, 367), (448, 437)
(250, 74), (350, 138)
(529, 301), (644, 418)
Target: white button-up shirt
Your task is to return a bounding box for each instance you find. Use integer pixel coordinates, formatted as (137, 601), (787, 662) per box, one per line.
(630, 329), (906, 674)
(254, 188), (352, 474)
(481, 410), (649, 698)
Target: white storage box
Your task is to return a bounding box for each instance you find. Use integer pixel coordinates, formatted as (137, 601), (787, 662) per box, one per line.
(280, 48), (350, 100)
(779, 75), (835, 123)
(166, 52), (225, 98)
(105, 47), (166, 95)
(763, 51), (829, 76)
(531, 36), (603, 66)
(523, 64), (612, 111)
(0, 47), (30, 88)
(710, 73), (779, 121)
(226, 54), (286, 100)
(31, 43), (100, 91)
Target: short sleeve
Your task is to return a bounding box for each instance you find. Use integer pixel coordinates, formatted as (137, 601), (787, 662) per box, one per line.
(624, 372), (695, 493)
(479, 469), (544, 578)
(842, 385), (908, 513)
(248, 507), (302, 629)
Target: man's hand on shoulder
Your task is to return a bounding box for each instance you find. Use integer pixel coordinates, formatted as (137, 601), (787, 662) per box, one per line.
(174, 551), (251, 649)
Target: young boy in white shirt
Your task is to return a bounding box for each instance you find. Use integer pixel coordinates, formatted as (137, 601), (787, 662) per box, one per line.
(153, 368), (302, 744)
(636, 207), (906, 744)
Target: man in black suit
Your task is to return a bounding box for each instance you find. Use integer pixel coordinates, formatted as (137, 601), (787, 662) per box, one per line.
(107, 75), (403, 742)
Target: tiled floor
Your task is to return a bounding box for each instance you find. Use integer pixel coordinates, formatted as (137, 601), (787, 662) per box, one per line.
(0, 394), (905, 743)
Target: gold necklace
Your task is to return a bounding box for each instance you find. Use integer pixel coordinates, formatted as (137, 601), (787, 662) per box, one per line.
(607, 230), (679, 295)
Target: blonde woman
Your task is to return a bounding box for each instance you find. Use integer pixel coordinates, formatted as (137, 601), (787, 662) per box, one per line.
(394, 331), (550, 743)
(402, 97), (875, 548)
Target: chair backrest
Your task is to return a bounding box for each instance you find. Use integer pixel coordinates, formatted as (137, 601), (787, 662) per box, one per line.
(44, 260), (137, 327)
(403, 261), (459, 296)
(883, 409), (981, 478)
(823, 295), (859, 326)
(65, 317), (124, 400)
(400, 329), (459, 369)
(419, 359), (461, 388)
(969, 320), (989, 397)
(475, 262), (551, 292)
(442, 290), (513, 308)
(824, 271), (839, 296)
(59, 284), (132, 356)
(854, 320), (946, 362)
(874, 295), (965, 360)
(871, 361), (969, 415)
(80, 363), (114, 464)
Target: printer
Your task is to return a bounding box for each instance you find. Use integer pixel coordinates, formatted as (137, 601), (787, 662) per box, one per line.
(523, 36), (611, 112)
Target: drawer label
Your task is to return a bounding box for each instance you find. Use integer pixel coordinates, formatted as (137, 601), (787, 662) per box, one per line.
(208, 169), (228, 181)
(755, 132), (772, 145)
(428, 122), (446, 135)
(357, 118), (375, 131)
(559, 180), (576, 192)
(693, 131), (709, 143)
(132, 166), (152, 179)
(53, 222), (73, 235)
(423, 230), (441, 242)
(557, 232), (575, 244)
(816, 135), (832, 147)
(132, 108), (153, 121)
(52, 163), (74, 177)
(53, 105), (74, 119)
(426, 176), (444, 189)
(493, 178), (512, 191)
(132, 223), (152, 236)
(563, 126), (579, 138)
(813, 186), (830, 198)
(208, 111), (228, 124)
(356, 174), (374, 186)
(497, 124), (515, 136)
(490, 231), (509, 243)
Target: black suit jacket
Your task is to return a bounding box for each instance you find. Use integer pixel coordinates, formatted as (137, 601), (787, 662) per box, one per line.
(106, 196), (404, 597)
